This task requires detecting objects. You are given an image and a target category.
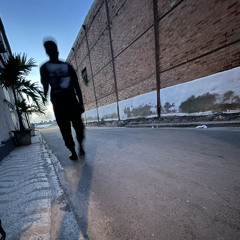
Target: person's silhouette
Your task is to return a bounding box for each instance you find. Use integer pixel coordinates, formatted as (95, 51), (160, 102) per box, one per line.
(40, 39), (85, 159)
(0, 220), (6, 240)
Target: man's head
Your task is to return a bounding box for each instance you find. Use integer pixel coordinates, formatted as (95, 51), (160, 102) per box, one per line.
(43, 40), (58, 60)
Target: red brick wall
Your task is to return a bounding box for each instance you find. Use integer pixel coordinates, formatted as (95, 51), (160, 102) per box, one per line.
(114, 27), (156, 98)
(159, 0), (240, 88)
(94, 63), (116, 107)
(67, 0), (240, 111)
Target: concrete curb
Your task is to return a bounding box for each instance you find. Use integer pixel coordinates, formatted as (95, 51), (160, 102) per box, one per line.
(124, 121), (240, 128)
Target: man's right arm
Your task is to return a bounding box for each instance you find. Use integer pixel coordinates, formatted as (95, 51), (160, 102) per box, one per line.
(69, 64), (85, 113)
(40, 65), (49, 98)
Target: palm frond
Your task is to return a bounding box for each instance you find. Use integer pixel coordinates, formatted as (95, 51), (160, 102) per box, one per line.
(0, 53), (46, 129)
(16, 78), (47, 105)
(16, 98), (46, 116)
(0, 53), (36, 87)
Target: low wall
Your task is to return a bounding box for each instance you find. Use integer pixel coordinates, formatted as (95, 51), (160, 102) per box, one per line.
(83, 67), (240, 122)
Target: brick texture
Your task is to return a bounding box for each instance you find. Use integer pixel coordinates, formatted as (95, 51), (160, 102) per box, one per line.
(67, 0), (240, 111)
(98, 93), (117, 107)
(159, 0), (240, 87)
(118, 75), (156, 101)
(110, 0), (154, 56)
(157, 0), (182, 17)
(161, 40), (240, 88)
(84, 101), (97, 112)
(115, 28), (155, 98)
(90, 30), (112, 76)
(94, 63), (115, 101)
(87, 1), (107, 50)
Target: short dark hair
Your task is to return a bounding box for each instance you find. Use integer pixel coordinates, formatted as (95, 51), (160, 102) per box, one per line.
(43, 40), (58, 56)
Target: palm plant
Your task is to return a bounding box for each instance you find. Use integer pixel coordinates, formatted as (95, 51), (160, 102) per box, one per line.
(0, 53), (46, 130)
(16, 98), (46, 125)
(16, 98), (46, 116)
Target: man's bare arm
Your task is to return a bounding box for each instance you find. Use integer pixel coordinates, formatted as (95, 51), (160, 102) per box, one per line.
(69, 65), (85, 112)
(40, 65), (49, 98)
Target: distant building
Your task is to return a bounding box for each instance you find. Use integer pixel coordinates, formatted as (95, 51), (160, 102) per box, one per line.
(0, 18), (19, 160)
(67, 0), (240, 122)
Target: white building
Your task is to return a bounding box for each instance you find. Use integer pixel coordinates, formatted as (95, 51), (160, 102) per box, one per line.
(0, 18), (19, 160)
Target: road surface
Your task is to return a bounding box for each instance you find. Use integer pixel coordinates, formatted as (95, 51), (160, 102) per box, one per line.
(40, 126), (240, 240)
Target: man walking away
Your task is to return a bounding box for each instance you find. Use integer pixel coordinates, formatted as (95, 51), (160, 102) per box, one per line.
(40, 39), (85, 160)
(0, 220), (6, 240)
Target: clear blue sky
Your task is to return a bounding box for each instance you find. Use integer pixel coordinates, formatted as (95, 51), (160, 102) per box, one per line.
(1, 0), (94, 122)
(1, 0), (94, 80)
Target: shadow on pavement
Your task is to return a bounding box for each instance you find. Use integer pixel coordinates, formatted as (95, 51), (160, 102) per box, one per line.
(41, 126), (98, 239)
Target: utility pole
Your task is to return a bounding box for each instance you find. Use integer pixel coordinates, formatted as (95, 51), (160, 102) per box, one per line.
(153, 0), (161, 118)
(104, 0), (120, 121)
(82, 24), (100, 122)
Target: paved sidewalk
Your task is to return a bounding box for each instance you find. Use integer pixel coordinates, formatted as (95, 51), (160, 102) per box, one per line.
(0, 133), (81, 240)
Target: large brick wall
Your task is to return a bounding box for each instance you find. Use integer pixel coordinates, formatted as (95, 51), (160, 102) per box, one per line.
(159, 0), (240, 88)
(67, 0), (240, 119)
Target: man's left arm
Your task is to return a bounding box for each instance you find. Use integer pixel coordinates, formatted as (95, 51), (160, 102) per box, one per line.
(69, 65), (85, 113)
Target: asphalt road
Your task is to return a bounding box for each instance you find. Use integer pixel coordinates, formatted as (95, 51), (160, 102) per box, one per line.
(40, 126), (240, 240)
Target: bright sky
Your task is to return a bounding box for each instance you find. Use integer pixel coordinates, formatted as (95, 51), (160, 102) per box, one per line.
(0, 0), (94, 122)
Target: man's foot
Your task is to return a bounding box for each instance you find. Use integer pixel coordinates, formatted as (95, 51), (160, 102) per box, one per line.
(69, 150), (78, 160)
(79, 144), (85, 156)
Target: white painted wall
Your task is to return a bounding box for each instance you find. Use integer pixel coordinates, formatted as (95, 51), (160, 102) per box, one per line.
(98, 102), (118, 121)
(84, 108), (98, 122)
(119, 91), (158, 120)
(83, 67), (240, 122)
(0, 88), (18, 143)
(161, 66), (240, 116)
